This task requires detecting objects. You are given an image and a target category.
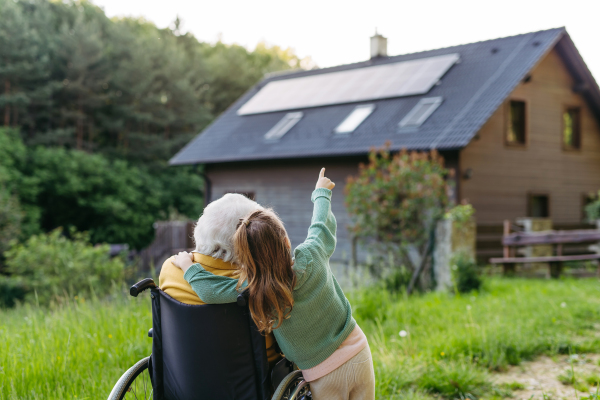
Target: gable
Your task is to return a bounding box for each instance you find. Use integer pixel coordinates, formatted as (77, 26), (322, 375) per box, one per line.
(460, 48), (600, 224)
(171, 28), (582, 166)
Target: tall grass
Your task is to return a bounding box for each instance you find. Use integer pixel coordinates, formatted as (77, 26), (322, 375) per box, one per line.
(1, 278), (599, 399)
(350, 278), (600, 398)
(0, 291), (151, 399)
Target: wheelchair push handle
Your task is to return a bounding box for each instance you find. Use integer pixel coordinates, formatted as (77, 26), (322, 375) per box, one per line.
(236, 289), (249, 307)
(130, 278), (157, 297)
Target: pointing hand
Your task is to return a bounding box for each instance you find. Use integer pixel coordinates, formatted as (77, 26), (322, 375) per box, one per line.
(315, 168), (335, 190)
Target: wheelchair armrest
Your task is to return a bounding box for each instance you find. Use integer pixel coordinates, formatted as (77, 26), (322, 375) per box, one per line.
(236, 289), (249, 307)
(130, 278), (157, 297)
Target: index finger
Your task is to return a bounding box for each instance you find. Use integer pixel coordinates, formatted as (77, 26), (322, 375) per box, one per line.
(319, 168), (325, 178)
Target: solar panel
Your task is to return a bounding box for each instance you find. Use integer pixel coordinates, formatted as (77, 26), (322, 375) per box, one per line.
(334, 104), (375, 134)
(399, 97), (443, 129)
(238, 53), (459, 115)
(264, 112), (303, 140)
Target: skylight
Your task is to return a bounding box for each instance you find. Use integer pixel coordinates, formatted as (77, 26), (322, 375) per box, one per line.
(264, 112), (303, 140)
(399, 97), (443, 129)
(334, 104), (375, 134)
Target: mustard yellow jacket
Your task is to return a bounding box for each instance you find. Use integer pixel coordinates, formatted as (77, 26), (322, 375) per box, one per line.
(159, 252), (282, 365)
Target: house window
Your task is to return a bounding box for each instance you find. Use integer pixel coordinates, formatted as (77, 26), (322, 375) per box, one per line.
(506, 100), (526, 145)
(528, 193), (549, 218)
(226, 191), (255, 201)
(563, 107), (581, 150)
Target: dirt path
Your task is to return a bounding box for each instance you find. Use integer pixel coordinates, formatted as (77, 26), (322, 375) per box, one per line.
(492, 354), (600, 399)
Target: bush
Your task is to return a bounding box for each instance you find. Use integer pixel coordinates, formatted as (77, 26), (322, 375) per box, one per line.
(0, 275), (27, 307)
(3, 228), (125, 306)
(452, 253), (482, 293)
(585, 191), (600, 222)
(345, 143), (450, 290)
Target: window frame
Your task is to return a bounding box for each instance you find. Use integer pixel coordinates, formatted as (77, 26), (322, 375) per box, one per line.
(334, 104), (375, 134)
(561, 105), (582, 152)
(264, 112), (303, 141)
(398, 96), (443, 130)
(527, 192), (551, 218)
(504, 99), (528, 148)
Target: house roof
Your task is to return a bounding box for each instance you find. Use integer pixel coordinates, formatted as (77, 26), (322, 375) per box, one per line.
(170, 28), (600, 165)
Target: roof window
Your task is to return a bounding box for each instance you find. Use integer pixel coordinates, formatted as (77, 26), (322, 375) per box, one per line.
(399, 97), (443, 129)
(334, 104), (375, 134)
(264, 112), (303, 140)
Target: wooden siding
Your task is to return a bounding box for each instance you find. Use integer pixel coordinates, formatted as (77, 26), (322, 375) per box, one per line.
(206, 158), (365, 262)
(461, 49), (600, 229)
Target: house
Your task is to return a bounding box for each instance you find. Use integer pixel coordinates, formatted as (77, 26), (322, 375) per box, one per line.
(170, 28), (600, 263)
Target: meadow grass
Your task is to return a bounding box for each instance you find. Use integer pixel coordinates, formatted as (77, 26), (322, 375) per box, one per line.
(1, 278), (599, 399)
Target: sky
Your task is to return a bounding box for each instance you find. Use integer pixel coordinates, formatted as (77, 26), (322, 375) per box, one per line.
(94, 0), (600, 81)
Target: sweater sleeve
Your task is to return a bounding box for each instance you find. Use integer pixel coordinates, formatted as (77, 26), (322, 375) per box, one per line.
(293, 188), (336, 285)
(306, 188), (336, 257)
(183, 263), (242, 304)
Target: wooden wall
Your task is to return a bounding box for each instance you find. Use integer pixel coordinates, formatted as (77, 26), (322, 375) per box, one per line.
(205, 157), (365, 262)
(460, 49), (600, 230)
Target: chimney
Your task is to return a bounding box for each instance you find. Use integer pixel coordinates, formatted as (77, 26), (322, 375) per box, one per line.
(370, 30), (387, 59)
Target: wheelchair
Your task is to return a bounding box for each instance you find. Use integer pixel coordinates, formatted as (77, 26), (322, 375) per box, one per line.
(107, 278), (312, 400)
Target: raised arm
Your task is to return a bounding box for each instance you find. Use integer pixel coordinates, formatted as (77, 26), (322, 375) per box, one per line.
(183, 263), (241, 304)
(299, 168), (337, 260)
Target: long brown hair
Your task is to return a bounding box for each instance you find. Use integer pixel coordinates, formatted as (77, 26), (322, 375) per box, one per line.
(234, 209), (296, 334)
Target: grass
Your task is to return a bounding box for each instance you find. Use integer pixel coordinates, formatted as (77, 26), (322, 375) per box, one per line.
(1, 278), (600, 399)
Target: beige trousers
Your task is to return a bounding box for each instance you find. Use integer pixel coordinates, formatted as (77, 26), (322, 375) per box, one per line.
(309, 344), (375, 400)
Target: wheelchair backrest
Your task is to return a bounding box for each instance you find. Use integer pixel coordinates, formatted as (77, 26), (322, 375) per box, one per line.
(150, 288), (269, 400)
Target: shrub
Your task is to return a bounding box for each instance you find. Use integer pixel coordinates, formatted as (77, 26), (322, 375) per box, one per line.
(346, 143), (450, 291)
(452, 253), (482, 293)
(0, 275), (27, 307)
(585, 191), (600, 222)
(3, 228), (125, 306)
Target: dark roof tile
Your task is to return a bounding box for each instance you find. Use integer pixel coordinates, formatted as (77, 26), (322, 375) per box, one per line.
(170, 28), (586, 165)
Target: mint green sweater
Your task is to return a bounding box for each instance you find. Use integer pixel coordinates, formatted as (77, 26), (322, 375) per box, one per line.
(183, 188), (357, 369)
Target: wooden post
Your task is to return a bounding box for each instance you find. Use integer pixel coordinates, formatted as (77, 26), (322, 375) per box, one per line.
(549, 262), (562, 279)
(503, 220), (510, 259)
(503, 263), (516, 276)
(350, 236), (357, 269)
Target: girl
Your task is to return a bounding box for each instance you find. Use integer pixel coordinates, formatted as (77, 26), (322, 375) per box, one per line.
(173, 168), (375, 400)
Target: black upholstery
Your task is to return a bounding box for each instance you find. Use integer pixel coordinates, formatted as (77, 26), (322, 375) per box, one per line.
(150, 288), (270, 400)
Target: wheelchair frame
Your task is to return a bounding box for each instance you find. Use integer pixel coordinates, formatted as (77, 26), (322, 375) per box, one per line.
(107, 278), (311, 400)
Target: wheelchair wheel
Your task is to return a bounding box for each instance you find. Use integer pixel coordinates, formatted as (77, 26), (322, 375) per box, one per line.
(272, 370), (312, 400)
(107, 356), (153, 400)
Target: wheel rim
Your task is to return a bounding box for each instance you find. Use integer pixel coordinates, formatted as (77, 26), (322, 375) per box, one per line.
(278, 376), (311, 400)
(120, 364), (153, 400)
(289, 380), (311, 400)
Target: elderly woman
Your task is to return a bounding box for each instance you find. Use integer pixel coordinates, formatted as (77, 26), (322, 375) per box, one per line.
(159, 193), (282, 367)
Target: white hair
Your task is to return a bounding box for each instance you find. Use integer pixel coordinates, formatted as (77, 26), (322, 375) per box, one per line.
(194, 193), (263, 263)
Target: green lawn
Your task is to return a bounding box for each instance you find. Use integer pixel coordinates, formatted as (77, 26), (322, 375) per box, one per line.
(1, 278), (599, 399)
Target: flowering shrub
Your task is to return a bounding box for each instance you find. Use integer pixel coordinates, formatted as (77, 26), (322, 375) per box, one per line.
(345, 143), (450, 283)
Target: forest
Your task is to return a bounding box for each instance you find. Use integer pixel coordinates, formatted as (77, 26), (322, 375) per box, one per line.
(0, 0), (304, 251)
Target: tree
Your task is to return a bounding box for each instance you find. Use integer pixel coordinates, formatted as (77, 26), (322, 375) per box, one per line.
(345, 143), (450, 293)
(20, 146), (165, 249)
(0, 0), (54, 131)
(0, 128), (40, 239)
